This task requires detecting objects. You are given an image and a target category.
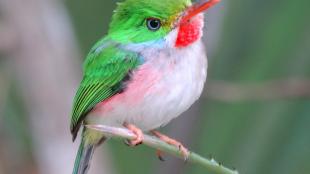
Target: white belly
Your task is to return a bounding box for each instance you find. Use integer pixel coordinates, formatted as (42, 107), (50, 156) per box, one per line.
(86, 40), (207, 131)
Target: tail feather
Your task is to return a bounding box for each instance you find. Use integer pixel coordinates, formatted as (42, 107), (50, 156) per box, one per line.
(72, 139), (96, 174)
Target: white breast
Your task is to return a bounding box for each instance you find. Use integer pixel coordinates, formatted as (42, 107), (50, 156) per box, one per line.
(87, 32), (207, 131)
(135, 40), (207, 130)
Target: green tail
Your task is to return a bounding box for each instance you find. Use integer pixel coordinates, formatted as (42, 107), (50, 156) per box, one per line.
(72, 138), (96, 174)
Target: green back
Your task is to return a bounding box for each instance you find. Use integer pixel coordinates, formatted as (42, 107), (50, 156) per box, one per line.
(70, 39), (141, 140)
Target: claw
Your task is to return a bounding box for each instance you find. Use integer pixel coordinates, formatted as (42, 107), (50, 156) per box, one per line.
(123, 122), (143, 146)
(151, 130), (190, 161)
(177, 143), (190, 161)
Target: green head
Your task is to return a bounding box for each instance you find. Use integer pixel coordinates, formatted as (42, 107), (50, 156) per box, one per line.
(108, 0), (220, 48)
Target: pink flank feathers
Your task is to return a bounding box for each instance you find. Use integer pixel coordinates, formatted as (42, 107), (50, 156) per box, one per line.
(92, 64), (163, 114)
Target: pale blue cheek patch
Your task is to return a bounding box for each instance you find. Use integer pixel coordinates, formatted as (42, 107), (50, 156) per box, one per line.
(122, 38), (166, 51)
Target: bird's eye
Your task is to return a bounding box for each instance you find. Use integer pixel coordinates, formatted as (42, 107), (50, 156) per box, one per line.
(146, 18), (161, 31)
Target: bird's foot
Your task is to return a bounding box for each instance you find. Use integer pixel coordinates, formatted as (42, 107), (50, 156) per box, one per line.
(151, 130), (190, 161)
(123, 122), (143, 146)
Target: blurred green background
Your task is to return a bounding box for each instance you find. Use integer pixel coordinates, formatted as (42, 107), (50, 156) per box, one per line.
(0, 0), (309, 174)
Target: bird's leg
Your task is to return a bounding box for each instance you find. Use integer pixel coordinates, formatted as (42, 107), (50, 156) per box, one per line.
(123, 122), (144, 146)
(151, 130), (189, 160)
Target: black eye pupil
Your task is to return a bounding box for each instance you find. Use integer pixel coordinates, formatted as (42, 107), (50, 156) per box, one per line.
(147, 18), (161, 31)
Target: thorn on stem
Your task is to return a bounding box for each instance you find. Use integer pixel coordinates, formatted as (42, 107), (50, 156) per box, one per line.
(158, 155), (166, 162)
(208, 154), (213, 159)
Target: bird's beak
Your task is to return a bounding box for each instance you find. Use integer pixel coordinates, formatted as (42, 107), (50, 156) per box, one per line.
(181, 0), (220, 23)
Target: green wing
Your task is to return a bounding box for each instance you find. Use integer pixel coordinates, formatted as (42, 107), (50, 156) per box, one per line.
(70, 41), (141, 141)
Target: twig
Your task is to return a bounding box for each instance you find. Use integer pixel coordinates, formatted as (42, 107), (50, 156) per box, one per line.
(86, 124), (238, 174)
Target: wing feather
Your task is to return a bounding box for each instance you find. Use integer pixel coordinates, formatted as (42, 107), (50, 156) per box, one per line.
(70, 43), (141, 140)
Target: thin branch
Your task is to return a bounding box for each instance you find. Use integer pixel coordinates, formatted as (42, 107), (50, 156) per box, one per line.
(206, 79), (310, 102)
(86, 125), (238, 174)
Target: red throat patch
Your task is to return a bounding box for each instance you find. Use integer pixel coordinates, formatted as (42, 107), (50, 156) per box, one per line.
(175, 14), (204, 48)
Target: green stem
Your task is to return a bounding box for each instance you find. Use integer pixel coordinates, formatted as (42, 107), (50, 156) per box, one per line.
(86, 124), (238, 174)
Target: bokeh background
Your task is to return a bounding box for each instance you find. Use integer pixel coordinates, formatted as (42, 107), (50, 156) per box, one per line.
(0, 0), (309, 174)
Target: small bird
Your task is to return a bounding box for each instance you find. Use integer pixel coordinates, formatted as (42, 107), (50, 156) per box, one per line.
(71, 0), (219, 173)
